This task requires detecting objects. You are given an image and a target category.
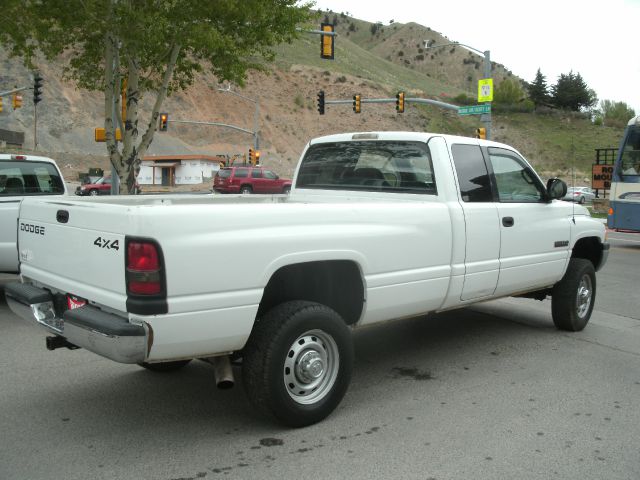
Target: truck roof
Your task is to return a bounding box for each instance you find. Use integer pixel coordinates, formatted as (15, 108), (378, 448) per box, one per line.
(308, 131), (512, 149)
(0, 153), (59, 164)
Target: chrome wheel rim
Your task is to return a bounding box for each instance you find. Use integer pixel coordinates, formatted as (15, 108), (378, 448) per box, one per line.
(576, 274), (593, 318)
(284, 329), (339, 405)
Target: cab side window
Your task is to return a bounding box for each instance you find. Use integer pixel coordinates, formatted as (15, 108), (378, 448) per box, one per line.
(488, 148), (545, 203)
(451, 144), (493, 202)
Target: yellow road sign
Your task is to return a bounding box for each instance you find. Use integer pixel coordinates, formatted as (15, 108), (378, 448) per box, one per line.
(478, 78), (493, 103)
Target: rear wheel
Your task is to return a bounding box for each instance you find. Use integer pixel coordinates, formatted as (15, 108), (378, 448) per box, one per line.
(242, 301), (353, 427)
(578, 196), (585, 204)
(240, 186), (252, 194)
(138, 360), (191, 372)
(551, 258), (596, 331)
(89, 189), (98, 196)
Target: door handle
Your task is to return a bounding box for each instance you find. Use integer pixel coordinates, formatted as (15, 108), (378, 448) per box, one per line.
(502, 216), (514, 227)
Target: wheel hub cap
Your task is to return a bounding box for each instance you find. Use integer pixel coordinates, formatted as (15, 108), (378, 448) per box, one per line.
(576, 274), (593, 318)
(297, 351), (324, 382)
(283, 329), (340, 405)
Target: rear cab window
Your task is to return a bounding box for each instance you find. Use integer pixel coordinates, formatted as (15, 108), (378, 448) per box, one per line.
(234, 168), (249, 178)
(0, 161), (64, 196)
(217, 169), (232, 179)
(296, 141), (436, 194)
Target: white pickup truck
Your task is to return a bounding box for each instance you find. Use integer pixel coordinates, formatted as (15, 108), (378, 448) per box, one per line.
(5, 132), (609, 427)
(0, 154), (67, 273)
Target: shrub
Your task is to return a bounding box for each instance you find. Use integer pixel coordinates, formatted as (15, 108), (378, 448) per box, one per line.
(336, 75), (347, 83)
(453, 93), (475, 105)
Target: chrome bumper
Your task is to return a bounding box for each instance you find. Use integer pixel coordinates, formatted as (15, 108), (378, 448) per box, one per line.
(5, 282), (148, 364)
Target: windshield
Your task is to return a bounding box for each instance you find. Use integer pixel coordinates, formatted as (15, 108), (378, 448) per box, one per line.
(296, 140), (436, 194)
(620, 125), (640, 180)
(0, 161), (64, 196)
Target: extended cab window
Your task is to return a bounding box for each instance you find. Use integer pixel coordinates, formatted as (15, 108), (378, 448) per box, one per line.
(296, 141), (436, 194)
(451, 144), (493, 202)
(0, 161), (64, 196)
(251, 169), (262, 178)
(488, 148), (545, 203)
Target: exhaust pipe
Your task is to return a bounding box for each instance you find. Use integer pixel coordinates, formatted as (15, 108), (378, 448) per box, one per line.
(207, 355), (234, 389)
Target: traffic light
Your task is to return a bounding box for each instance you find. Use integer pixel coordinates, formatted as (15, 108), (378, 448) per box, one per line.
(317, 90), (325, 115)
(12, 93), (23, 109)
(254, 150), (261, 166)
(0, 97), (3, 113)
(353, 94), (361, 114)
(395, 91), (405, 113)
(33, 72), (43, 105)
(320, 23), (335, 60)
(475, 127), (486, 139)
(249, 148), (255, 165)
(159, 112), (168, 131)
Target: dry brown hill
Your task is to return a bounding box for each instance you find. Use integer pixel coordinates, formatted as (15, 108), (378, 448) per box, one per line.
(0, 13), (624, 183)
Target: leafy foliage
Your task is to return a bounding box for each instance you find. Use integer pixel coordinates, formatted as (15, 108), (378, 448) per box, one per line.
(595, 100), (636, 128)
(0, 0), (312, 193)
(550, 71), (597, 111)
(494, 78), (524, 104)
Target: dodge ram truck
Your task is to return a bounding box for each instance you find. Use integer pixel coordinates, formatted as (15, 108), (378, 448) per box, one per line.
(5, 132), (609, 427)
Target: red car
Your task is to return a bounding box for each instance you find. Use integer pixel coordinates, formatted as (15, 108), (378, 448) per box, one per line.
(214, 167), (291, 194)
(76, 175), (141, 195)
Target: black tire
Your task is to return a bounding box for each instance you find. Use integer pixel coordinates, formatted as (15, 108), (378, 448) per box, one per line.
(240, 186), (252, 194)
(242, 301), (353, 427)
(578, 196), (585, 204)
(89, 189), (99, 196)
(138, 359), (192, 372)
(282, 186), (291, 195)
(551, 258), (596, 331)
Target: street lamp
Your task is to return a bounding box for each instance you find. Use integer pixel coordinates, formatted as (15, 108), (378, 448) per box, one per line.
(217, 84), (260, 149)
(424, 41), (492, 140)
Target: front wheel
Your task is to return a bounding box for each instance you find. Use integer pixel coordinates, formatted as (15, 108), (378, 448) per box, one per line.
(240, 186), (252, 194)
(578, 196), (585, 204)
(551, 258), (596, 331)
(242, 301), (353, 427)
(89, 189), (99, 196)
(282, 186), (291, 195)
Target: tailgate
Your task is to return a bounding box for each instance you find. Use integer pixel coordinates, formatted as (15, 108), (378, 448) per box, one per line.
(17, 198), (129, 311)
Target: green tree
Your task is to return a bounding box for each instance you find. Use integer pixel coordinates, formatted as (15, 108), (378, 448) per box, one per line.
(550, 71), (597, 111)
(598, 99), (636, 128)
(493, 78), (524, 104)
(527, 68), (549, 107)
(0, 0), (311, 193)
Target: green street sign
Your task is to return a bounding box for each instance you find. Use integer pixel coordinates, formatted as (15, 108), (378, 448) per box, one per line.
(458, 104), (491, 115)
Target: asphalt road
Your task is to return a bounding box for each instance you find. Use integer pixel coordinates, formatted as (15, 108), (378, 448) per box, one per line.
(0, 233), (639, 480)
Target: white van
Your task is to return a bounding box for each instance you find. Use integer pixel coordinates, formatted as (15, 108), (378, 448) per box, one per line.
(0, 154), (66, 273)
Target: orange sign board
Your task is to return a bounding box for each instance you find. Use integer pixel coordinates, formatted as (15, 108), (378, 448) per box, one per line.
(592, 164), (613, 189)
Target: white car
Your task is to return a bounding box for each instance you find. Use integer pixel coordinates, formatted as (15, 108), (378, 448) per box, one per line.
(563, 186), (596, 204)
(0, 154), (66, 273)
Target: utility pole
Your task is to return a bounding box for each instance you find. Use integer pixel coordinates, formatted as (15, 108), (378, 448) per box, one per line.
(425, 42), (492, 140)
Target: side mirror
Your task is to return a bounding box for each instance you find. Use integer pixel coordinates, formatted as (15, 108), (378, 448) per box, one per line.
(546, 178), (567, 200)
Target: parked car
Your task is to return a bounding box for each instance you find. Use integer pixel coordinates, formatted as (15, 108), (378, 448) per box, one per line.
(214, 166), (291, 194)
(0, 153), (66, 273)
(563, 186), (595, 204)
(76, 175), (140, 195)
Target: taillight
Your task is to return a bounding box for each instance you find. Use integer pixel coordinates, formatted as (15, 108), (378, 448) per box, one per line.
(126, 240), (163, 295)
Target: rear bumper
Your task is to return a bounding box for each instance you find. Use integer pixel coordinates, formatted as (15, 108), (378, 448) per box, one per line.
(5, 282), (148, 364)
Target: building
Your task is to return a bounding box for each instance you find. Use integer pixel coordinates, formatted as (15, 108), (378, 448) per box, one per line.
(139, 155), (227, 186)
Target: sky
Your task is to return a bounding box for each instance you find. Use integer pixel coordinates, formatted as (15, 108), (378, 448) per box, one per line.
(314, 0), (640, 115)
